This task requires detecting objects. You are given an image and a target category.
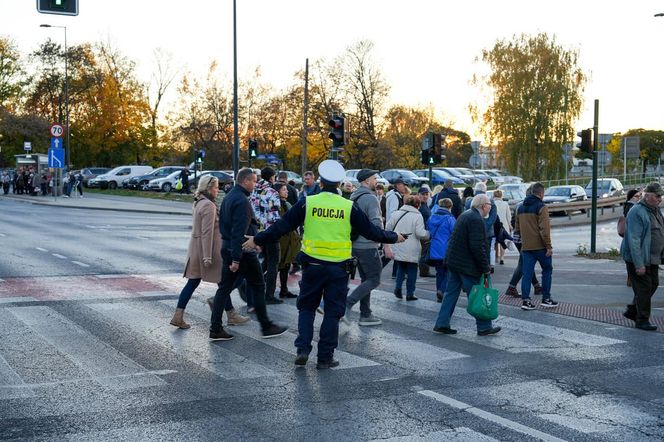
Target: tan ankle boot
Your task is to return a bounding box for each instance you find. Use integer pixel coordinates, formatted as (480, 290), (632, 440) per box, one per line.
(227, 309), (250, 326)
(170, 308), (191, 329)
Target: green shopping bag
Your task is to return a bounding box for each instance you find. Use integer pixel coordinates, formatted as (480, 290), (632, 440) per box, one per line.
(467, 274), (499, 320)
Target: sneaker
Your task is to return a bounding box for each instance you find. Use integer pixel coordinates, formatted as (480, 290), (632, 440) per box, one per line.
(521, 300), (536, 310)
(499, 259), (504, 265)
(265, 296), (283, 305)
(358, 315), (382, 326)
(394, 288), (403, 299)
(316, 359), (340, 369)
(294, 352), (309, 367)
(477, 326), (502, 336)
(540, 298), (559, 308)
(533, 284), (543, 295)
(436, 291), (443, 303)
(340, 306), (352, 325)
(261, 324), (288, 338)
(505, 286), (520, 297)
(279, 291), (298, 299)
(209, 328), (234, 341)
(406, 295), (418, 301)
(433, 326), (457, 335)
(635, 322), (658, 331)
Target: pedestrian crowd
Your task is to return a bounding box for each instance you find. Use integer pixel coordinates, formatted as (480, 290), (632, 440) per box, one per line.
(169, 161), (660, 371)
(0, 167), (84, 198)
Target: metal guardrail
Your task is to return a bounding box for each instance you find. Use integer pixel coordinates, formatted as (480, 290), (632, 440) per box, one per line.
(544, 195), (624, 219)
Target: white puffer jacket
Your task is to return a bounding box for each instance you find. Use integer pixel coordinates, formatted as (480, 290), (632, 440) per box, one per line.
(385, 205), (430, 263)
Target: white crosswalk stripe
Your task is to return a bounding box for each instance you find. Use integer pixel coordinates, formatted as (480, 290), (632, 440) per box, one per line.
(6, 306), (166, 390)
(88, 302), (277, 380)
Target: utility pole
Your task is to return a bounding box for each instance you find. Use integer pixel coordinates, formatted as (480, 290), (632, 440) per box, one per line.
(232, 0), (240, 177)
(301, 58), (309, 175)
(590, 99), (599, 254)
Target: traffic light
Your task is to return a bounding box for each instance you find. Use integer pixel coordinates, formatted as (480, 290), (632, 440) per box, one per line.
(431, 133), (445, 163)
(577, 129), (593, 153)
(37, 0), (79, 16)
(421, 148), (430, 165)
(328, 114), (346, 148)
(249, 139), (258, 158)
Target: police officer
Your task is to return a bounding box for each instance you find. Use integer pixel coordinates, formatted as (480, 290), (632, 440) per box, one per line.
(243, 160), (405, 369)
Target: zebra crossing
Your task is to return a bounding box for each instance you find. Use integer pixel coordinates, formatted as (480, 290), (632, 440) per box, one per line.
(0, 283), (662, 441)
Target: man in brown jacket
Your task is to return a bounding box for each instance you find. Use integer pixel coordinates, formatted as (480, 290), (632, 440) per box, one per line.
(515, 182), (559, 310)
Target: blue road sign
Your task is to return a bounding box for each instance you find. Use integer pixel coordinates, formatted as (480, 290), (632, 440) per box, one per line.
(48, 147), (65, 168)
(50, 137), (63, 150)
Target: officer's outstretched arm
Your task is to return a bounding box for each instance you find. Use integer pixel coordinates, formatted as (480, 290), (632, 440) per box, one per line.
(350, 205), (400, 244)
(254, 199), (307, 247)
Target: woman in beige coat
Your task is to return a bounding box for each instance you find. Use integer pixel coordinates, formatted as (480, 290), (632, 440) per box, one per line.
(170, 175), (248, 328)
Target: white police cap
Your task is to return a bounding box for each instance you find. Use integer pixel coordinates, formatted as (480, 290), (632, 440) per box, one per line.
(318, 160), (346, 183)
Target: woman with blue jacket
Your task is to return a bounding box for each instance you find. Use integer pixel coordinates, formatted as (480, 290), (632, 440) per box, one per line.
(427, 198), (457, 302)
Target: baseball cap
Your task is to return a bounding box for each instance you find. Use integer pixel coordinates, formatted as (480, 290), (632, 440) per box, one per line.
(644, 182), (664, 196)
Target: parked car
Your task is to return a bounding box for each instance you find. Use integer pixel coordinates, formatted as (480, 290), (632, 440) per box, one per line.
(543, 185), (588, 214)
(124, 166), (185, 190)
(497, 183), (529, 211)
(477, 169), (523, 185)
(455, 167), (495, 187)
(380, 169), (428, 187)
(278, 170), (303, 187)
(412, 169), (465, 186)
(88, 165), (153, 189)
(79, 167), (111, 188)
(345, 169), (389, 188)
(187, 170), (234, 193)
(437, 167), (478, 186)
(585, 178), (625, 199)
(148, 170), (186, 192)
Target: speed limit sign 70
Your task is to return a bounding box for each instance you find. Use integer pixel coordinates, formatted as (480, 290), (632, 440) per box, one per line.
(50, 124), (64, 138)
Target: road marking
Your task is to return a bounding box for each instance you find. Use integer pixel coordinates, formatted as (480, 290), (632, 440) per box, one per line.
(90, 302), (277, 379)
(418, 390), (568, 442)
(0, 279), (4, 283)
(0, 297), (37, 304)
(94, 274), (127, 279)
(177, 299), (380, 370)
(36, 247), (48, 252)
(135, 236), (148, 240)
(7, 306), (165, 390)
(71, 261), (90, 268)
(52, 253), (67, 259)
(268, 302), (470, 367)
(0, 353), (34, 399)
(369, 427), (500, 441)
(0, 233), (5, 237)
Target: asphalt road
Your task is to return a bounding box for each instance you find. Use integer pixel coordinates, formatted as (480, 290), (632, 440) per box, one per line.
(0, 198), (663, 441)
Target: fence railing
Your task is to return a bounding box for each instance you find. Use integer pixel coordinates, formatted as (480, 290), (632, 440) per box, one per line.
(540, 172), (662, 190)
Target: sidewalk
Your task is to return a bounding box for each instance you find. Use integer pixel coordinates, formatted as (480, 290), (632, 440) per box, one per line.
(1, 193), (192, 216)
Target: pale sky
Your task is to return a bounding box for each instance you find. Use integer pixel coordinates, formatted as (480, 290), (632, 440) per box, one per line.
(4, 0), (664, 142)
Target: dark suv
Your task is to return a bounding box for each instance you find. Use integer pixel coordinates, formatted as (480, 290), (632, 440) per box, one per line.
(124, 166), (184, 190)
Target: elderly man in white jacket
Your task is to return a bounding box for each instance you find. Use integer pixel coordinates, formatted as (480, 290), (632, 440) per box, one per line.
(385, 195), (430, 300)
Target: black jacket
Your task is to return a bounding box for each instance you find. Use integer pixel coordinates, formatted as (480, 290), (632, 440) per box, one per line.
(446, 207), (490, 277)
(254, 189), (398, 264)
(219, 184), (259, 262)
(434, 187), (463, 219)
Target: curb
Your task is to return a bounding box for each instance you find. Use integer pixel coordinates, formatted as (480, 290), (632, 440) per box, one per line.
(2, 195), (191, 216)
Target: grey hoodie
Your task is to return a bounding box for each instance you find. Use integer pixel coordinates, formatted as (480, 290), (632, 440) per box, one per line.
(350, 185), (382, 249)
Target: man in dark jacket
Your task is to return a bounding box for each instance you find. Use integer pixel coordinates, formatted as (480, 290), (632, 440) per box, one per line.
(209, 167), (288, 341)
(433, 193), (501, 336)
(432, 179), (463, 219)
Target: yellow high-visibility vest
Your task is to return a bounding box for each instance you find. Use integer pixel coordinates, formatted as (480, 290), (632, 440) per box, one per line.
(302, 192), (353, 262)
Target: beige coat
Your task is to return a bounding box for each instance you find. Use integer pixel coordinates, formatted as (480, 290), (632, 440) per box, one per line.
(385, 205), (430, 263)
(183, 197), (222, 283)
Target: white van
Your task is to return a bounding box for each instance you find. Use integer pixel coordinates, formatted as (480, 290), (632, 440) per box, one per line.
(88, 165), (153, 189)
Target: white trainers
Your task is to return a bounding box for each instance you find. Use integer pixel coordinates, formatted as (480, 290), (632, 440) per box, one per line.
(358, 315), (382, 326)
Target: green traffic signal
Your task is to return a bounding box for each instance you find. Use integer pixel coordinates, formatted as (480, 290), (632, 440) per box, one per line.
(37, 0), (79, 15)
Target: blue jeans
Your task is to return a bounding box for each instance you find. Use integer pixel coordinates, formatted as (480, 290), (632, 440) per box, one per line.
(434, 270), (493, 332)
(521, 249), (552, 300)
(395, 261), (418, 296)
(508, 243), (539, 288)
(177, 278), (234, 310)
(435, 263), (448, 294)
(295, 262), (349, 362)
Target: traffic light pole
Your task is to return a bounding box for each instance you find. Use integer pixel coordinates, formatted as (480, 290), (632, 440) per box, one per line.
(590, 99), (599, 254)
(232, 0), (240, 178)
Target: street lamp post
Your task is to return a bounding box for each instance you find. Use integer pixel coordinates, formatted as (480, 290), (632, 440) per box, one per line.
(40, 24), (70, 170)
